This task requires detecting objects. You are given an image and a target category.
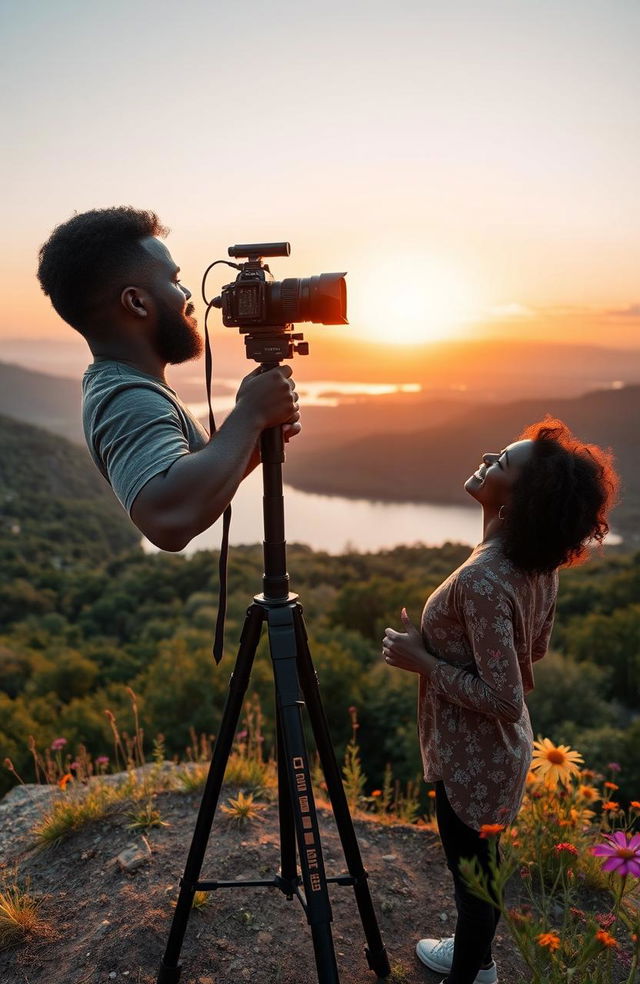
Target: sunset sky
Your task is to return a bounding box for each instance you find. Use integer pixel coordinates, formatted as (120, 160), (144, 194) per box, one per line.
(1, 0), (638, 350)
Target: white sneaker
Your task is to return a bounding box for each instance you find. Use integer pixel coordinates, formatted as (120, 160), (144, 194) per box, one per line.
(415, 937), (498, 983)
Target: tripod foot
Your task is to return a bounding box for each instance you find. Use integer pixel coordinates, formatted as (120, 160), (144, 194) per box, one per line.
(157, 961), (181, 984)
(366, 945), (391, 978)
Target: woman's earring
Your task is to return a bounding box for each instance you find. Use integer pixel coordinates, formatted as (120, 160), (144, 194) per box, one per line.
(498, 505), (506, 521)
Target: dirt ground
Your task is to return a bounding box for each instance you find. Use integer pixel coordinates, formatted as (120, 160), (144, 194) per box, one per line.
(0, 778), (536, 984)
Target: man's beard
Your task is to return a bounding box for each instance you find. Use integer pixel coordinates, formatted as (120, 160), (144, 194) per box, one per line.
(155, 300), (203, 365)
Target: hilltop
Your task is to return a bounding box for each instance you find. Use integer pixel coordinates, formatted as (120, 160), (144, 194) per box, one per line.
(0, 774), (530, 984)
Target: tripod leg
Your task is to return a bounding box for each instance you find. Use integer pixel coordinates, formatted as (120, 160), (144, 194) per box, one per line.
(267, 603), (340, 984)
(293, 606), (391, 978)
(157, 603), (264, 984)
(276, 709), (298, 893)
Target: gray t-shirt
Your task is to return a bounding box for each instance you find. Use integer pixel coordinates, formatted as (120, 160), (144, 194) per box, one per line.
(82, 360), (208, 514)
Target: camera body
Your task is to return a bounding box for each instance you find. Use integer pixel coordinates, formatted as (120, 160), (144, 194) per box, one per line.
(213, 243), (347, 348)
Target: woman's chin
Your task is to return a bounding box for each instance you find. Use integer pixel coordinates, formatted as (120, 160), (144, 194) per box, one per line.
(464, 476), (482, 501)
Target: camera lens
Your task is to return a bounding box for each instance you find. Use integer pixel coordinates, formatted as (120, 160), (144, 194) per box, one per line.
(272, 274), (347, 325)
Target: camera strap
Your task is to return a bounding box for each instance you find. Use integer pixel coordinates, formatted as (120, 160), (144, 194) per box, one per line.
(204, 307), (231, 666)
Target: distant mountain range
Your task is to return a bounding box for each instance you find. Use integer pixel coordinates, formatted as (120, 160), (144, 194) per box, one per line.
(285, 385), (640, 545)
(1, 354), (638, 545)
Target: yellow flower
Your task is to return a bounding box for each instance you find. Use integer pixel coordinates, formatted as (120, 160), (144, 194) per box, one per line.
(531, 738), (583, 788)
(537, 932), (561, 951)
(578, 784), (601, 802)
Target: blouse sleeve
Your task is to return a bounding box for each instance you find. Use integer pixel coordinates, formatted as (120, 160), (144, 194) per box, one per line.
(532, 599), (556, 664)
(429, 571), (524, 723)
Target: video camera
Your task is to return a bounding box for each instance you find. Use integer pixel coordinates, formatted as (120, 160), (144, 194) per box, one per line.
(211, 242), (347, 362)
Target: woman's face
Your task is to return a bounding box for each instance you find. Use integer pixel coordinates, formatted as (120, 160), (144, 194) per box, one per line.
(464, 439), (534, 511)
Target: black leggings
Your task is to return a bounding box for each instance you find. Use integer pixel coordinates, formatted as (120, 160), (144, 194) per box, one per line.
(435, 781), (501, 984)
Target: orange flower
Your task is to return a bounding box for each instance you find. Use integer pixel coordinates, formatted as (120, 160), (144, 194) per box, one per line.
(595, 930), (618, 948)
(479, 824), (505, 839)
(57, 772), (73, 790)
(604, 781), (619, 790)
(602, 801), (619, 811)
(630, 801), (640, 809)
(537, 932), (561, 951)
(371, 790), (382, 797)
(428, 790), (436, 799)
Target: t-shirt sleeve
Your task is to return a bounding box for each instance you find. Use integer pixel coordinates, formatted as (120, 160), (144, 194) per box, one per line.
(90, 385), (193, 514)
(429, 570), (525, 723)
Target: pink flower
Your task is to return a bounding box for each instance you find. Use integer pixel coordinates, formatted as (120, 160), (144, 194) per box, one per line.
(607, 762), (621, 773)
(51, 737), (67, 751)
(591, 831), (640, 877)
(96, 756), (109, 766)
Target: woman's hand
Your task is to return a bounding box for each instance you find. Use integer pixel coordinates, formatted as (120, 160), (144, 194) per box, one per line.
(382, 608), (436, 676)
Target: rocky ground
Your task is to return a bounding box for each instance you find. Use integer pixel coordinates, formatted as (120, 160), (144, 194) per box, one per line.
(0, 774), (539, 984)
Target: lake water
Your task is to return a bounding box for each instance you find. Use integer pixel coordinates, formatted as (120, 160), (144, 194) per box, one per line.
(143, 468), (484, 555)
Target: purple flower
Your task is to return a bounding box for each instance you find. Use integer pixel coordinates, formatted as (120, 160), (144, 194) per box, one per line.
(607, 762), (622, 773)
(70, 761), (81, 770)
(236, 730), (248, 741)
(51, 738), (67, 751)
(591, 831), (640, 877)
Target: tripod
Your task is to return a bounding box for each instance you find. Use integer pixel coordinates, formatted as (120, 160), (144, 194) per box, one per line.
(157, 425), (391, 984)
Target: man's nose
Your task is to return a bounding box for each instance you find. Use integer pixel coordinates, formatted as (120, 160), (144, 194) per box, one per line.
(181, 284), (192, 300)
(482, 452), (497, 465)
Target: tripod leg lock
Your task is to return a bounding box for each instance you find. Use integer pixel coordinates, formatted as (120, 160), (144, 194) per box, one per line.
(157, 961), (182, 984)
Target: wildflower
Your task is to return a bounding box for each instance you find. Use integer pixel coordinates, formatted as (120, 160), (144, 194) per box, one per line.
(607, 762), (621, 773)
(604, 781), (619, 790)
(537, 932), (561, 951)
(595, 930), (618, 948)
(371, 790), (382, 797)
(592, 831), (640, 877)
(570, 907), (586, 922)
(520, 866), (532, 879)
(236, 730), (248, 741)
(70, 761), (81, 770)
(51, 737), (67, 752)
(96, 756), (109, 766)
(428, 790), (436, 799)
(554, 842), (578, 856)
(580, 768), (596, 780)
(602, 801), (620, 812)
(630, 801), (640, 809)
(479, 824), (505, 838)
(578, 784), (600, 802)
(595, 913), (616, 929)
(531, 738), (583, 787)
(57, 773), (73, 790)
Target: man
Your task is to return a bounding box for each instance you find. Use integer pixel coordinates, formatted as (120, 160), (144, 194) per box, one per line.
(37, 206), (300, 550)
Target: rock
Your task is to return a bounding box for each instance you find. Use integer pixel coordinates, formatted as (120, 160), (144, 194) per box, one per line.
(93, 919), (111, 940)
(116, 840), (152, 872)
(439, 911), (449, 922)
(381, 854), (397, 861)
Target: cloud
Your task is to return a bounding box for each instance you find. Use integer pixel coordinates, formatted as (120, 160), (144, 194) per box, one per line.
(485, 303), (535, 319)
(606, 303), (640, 318)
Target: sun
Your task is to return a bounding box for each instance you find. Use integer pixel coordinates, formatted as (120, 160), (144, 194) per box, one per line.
(348, 254), (479, 345)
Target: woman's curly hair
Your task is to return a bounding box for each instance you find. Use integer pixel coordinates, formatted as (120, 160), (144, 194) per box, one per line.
(37, 206), (168, 331)
(501, 417), (620, 574)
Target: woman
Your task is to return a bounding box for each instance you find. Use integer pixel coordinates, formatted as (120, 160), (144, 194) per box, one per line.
(381, 418), (619, 984)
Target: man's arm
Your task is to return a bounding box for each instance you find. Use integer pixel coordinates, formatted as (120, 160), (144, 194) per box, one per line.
(131, 366), (298, 551)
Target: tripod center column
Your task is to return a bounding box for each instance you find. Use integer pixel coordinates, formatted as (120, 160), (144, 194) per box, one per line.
(260, 425), (290, 601)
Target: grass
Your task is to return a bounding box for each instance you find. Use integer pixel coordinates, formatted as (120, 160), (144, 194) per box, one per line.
(220, 791), (267, 827)
(0, 882), (46, 950)
(32, 784), (119, 846)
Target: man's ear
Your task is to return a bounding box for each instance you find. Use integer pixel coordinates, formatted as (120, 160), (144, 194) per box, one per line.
(121, 286), (149, 318)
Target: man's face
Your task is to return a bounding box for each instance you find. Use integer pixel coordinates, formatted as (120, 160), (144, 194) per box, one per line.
(139, 237), (202, 364)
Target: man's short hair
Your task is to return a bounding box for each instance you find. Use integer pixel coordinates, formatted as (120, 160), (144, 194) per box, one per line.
(37, 206), (168, 331)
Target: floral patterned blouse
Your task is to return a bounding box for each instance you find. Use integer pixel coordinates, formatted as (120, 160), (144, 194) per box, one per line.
(418, 538), (558, 830)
